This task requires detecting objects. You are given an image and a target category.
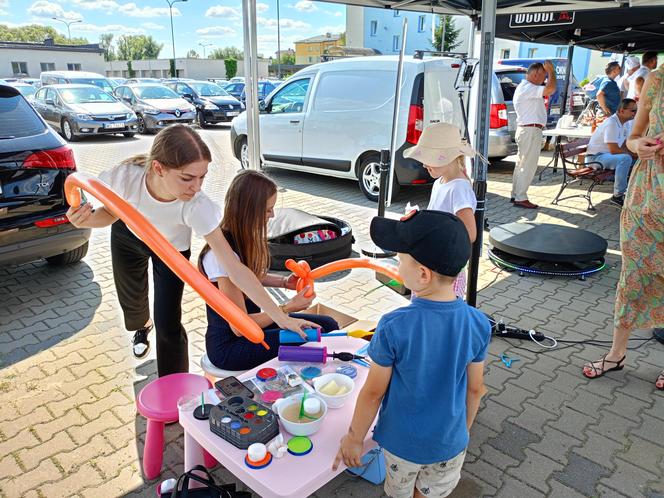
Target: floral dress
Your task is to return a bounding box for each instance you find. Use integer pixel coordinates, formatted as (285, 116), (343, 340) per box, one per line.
(614, 66), (664, 330)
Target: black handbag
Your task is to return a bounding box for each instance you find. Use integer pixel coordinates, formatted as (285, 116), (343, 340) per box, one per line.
(163, 465), (252, 498)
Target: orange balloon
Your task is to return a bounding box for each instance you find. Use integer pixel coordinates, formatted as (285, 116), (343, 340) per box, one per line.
(65, 172), (268, 349)
(285, 258), (402, 298)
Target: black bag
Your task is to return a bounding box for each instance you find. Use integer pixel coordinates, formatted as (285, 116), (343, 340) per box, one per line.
(267, 208), (353, 271)
(162, 465), (251, 498)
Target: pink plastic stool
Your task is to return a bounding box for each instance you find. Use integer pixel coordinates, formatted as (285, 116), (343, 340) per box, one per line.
(136, 373), (216, 479)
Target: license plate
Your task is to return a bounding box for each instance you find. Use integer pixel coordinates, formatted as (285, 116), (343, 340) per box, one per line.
(104, 122), (125, 129)
(226, 111), (239, 117)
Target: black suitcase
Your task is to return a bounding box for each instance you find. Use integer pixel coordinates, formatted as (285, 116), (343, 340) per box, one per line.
(267, 208), (353, 271)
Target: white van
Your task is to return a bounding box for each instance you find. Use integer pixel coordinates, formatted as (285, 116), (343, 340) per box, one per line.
(231, 56), (513, 201)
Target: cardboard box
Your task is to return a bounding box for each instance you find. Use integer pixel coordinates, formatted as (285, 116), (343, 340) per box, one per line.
(303, 303), (377, 332)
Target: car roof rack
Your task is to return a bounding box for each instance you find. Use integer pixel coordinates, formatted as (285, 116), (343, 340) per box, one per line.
(413, 50), (468, 60)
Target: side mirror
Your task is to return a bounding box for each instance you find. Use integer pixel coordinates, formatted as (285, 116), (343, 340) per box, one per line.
(182, 93), (193, 101)
(45, 98), (55, 105)
(259, 100), (267, 112)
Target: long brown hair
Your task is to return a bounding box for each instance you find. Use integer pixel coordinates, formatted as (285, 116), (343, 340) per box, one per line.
(198, 170), (278, 279)
(120, 124), (212, 170)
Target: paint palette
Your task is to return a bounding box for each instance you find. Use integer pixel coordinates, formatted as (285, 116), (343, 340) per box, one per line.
(209, 396), (280, 449)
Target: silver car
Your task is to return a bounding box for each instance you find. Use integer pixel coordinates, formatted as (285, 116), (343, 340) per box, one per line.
(32, 84), (138, 141)
(114, 84), (196, 134)
(488, 70), (518, 160)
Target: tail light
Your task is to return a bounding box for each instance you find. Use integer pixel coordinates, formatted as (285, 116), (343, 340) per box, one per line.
(489, 103), (508, 129)
(23, 146), (76, 170)
(406, 104), (424, 145)
(411, 179), (428, 184)
(35, 215), (69, 228)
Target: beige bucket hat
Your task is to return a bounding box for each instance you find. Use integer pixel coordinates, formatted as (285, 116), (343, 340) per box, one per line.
(403, 122), (486, 167)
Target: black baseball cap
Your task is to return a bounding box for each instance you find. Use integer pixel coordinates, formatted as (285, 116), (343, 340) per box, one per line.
(370, 210), (471, 277)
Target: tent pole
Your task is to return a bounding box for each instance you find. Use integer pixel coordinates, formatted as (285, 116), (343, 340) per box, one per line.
(466, 0), (496, 308)
(550, 42), (574, 174)
(242, 0), (261, 170)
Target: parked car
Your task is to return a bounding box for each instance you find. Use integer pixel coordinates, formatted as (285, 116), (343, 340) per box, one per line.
(124, 78), (162, 84)
(19, 78), (40, 86)
(113, 83), (196, 134)
(109, 77), (127, 87)
(229, 77), (245, 83)
(239, 81), (279, 103)
(10, 82), (37, 101)
(231, 56), (514, 201)
(165, 80), (243, 127)
(496, 57), (587, 127)
(207, 78), (229, 87)
(494, 64), (526, 142)
(223, 81), (245, 100)
(0, 84), (91, 266)
(40, 71), (115, 94)
(32, 84), (138, 141)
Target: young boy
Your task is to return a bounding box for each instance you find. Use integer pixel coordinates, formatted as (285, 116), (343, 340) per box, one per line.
(333, 210), (491, 498)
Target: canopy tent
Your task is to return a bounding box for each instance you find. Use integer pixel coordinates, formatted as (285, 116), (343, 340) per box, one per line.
(240, 0), (664, 306)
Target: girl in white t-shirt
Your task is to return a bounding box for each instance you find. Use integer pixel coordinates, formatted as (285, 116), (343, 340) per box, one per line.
(403, 123), (481, 298)
(199, 170), (339, 370)
(66, 125), (316, 377)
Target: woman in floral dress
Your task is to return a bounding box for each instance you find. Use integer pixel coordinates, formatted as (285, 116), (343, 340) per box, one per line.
(583, 66), (664, 391)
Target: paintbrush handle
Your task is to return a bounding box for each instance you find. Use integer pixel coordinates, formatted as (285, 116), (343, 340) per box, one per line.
(321, 332), (348, 337)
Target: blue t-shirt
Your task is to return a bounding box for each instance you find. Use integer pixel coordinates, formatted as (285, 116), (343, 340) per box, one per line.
(599, 77), (621, 114)
(368, 297), (491, 465)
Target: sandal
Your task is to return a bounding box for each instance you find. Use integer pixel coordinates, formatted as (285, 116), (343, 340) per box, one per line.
(583, 354), (626, 379)
(656, 370), (664, 391)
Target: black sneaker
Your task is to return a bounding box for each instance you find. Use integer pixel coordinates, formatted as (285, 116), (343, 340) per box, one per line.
(133, 325), (152, 359)
(610, 195), (624, 207)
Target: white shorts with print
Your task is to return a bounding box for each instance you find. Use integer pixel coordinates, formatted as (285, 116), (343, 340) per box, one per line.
(383, 448), (466, 498)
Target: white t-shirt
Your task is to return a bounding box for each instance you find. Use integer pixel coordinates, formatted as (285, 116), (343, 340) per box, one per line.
(99, 162), (222, 251)
(201, 249), (240, 282)
(626, 66), (649, 99)
(586, 114), (633, 155)
(427, 178), (477, 215)
(513, 80), (547, 126)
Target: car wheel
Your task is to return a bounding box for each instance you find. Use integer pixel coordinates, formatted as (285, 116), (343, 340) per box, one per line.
(123, 132), (136, 138)
(238, 137), (250, 170)
(197, 111), (207, 128)
(61, 119), (77, 142)
(358, 155), (400, 202)
(45, 241), (89, 265)
(137, 115), (147, 134)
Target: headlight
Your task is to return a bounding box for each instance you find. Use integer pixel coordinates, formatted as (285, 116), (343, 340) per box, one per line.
(143, 106), (160, 115)
(240, 103), (246, 110)
(126, 113), (136, 120)
(203, 102), (217, 110)
(75, 113), (92, 120)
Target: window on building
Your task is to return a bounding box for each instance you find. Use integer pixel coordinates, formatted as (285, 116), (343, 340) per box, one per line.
(11, 62), (28, 75)
(394, 9), (400, 16)
(370, 20), (378, 36)
(308, 56), (314, 63)
(500, 49), (510, 59)
(393, 35), (400, 52)
(527, 48), (538, 58)
(67, 63), (82, 71)
(556, 47), (568, 58)
(418, 16), (425, 32)
(40, 62), (55, 72)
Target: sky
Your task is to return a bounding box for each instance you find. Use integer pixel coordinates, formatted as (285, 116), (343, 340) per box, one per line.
(1, 0), (347, 58)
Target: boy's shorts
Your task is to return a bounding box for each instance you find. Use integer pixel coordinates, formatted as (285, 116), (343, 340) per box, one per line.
(383, 448), (466, 498)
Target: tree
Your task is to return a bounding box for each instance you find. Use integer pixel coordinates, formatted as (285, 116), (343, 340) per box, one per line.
(0, 24), (88, 45)
(100, 33), (115, 61)
(339, 31), (346, 46)
(433, 16), (462, 52)
(116, 34), (163, 60)
(169, 59), (176, 78)
(281, 53), (295, 65)
(209, 47), (244, 60)
(224, 58), (238, 79)
(126, 61), (136, 78)
(186, 49), (199, 58)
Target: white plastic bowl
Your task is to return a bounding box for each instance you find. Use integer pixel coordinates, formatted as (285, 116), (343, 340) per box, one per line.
(272, 393), (327, 436)
(313, 373), (355, 408)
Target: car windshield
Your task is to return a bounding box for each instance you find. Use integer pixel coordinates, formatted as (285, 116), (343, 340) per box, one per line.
(14, 85), (36, 98)
(190, 82), (229, 97)
(135, 86), (179, 99)
(497, 71), (528, 101)
(71, 78), (114, 94)
(60, 87), (117, 104)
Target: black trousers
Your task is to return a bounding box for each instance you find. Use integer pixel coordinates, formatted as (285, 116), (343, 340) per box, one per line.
(111, 220), (191, 377)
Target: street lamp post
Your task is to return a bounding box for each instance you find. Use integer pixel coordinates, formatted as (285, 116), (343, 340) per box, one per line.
(166, 0), (188, 71)
(276, 0), (281, 78)
(51, 17), (82, 41)
(199, 42), (213, 58)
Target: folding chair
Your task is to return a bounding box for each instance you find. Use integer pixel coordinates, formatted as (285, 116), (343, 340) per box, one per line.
(551, 138), (613, 211)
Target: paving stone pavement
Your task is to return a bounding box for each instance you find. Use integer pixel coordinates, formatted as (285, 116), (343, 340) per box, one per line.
(1, 128), (663, 497)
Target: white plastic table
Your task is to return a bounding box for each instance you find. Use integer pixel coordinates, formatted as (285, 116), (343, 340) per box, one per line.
(542, 126), (593, 139)
(179, 336), (377, 498)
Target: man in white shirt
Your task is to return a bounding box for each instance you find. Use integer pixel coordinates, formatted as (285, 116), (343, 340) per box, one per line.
(620, 57), (640, 97)
(511, 60), (557, 209)
(628, 51), (658, 101)
(586, 98), (638, 207)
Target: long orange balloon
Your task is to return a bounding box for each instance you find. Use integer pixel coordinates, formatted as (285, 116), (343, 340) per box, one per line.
(64, 172), (269, 349)
(285, 258), (402, 298)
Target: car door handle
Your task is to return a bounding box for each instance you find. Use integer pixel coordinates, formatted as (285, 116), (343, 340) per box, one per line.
(289, 120), (300, 124)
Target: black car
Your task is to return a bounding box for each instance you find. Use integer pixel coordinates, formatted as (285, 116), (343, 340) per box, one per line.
(165, 80), (244, 127)
(238, 81), (279, 104)
(0, 85), (91, 267)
